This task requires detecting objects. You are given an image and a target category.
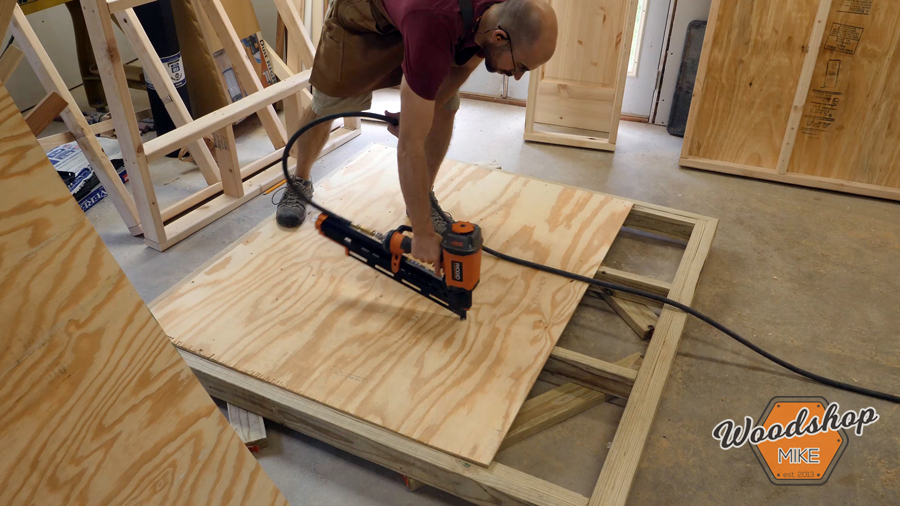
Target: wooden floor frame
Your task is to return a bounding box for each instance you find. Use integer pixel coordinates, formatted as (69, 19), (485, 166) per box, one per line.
(175, 188), (718, 506)
(81, 0), (359, 250)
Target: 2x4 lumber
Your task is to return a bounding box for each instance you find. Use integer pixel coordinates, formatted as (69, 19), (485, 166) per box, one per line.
(267, 50), (317, 121)
(161, 148), (285, 222)
(213, 126), (243, 198)
(623, 205), (696, 240)
(153, 164), (285, 251)
(198, 0), (287, 149)
(775, 0), (834, 174)
(588, 285), (662, 310)
(283, 83), (304, 158)
(680, 156), (900, 202)
(273, 0), (316, 68)
(10, 5), (141, 235)
(600, 295), (657, 341)
(116, 9), (220, 185)
(589, 267), (671, 309)
(524, 131), (615, 152)
(153, 124), (360, 250)
(39, 119), (114, 151)
(0, 45), (24, 83)
(607, 0), (640, 145)
(143, 70), (310, 161)
(267, 49), (293, 81)
(405, 476), (427, 492)
(522, 67), (539, 135)
(24, 92), (67, 135)
(501, 353), (642, 451)
(596, 267), (671, 297)
(344, 116), (361, 129)
(589, 217), (718, 506)
(79, 0), (165, 244)
(181, 351), (590, 506)
(227, 403), (268, 448)
(310, 0), (325, 46)
(157, 122), (358, 227)
(107, 0), (154, 13)
(542, 348), (638, 399)
(0, 0), (14, 42)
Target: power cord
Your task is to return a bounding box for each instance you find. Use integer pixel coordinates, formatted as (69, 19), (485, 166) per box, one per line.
(281, 111), (900, 405)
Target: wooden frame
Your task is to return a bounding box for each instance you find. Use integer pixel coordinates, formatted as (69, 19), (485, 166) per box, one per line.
(524, 0), (641, 152)
(6, 5), (142, 234)
(81, 0), (360, 250)
(680, 0), (900, 201)
(166, 186), (717, 506)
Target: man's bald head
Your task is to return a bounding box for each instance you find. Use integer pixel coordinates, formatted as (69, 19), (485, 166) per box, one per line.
(495, 0), (558, 64)
(478, 0), (558, 80)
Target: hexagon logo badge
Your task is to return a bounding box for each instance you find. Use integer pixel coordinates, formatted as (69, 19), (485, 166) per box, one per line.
(751, 397), (847, 485)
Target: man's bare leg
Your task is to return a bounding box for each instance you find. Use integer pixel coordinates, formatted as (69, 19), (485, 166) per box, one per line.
(292, 105), (333, 180)
(276, 105), (332, 228)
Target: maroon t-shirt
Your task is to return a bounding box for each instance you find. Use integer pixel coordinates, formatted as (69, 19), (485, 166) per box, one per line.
(382, 0), (504, 101)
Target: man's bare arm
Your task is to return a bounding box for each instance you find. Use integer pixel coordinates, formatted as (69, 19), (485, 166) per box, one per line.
(433, 57), (483, 110)
(398, 77), (443, 272)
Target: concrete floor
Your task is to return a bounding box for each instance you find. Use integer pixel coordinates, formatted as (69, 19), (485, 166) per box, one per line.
(78, 91), (899, 505)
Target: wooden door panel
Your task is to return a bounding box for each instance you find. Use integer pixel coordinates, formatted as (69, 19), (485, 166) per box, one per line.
(534, 78), (615, 132)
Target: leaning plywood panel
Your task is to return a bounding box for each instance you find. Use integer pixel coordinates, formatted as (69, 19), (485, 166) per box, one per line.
(0, 84), (287, 506)
(681, 0), (819, 168)
(524, 0), (639, 151)
(788, 1), (900, 189)
(681, 0), (900, 201)
(151, 144), (633, 466)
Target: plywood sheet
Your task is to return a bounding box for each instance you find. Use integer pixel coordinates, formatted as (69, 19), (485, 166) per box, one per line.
(151, 144), (632, 466)
(0, 84), (287, 506)
(789, 0), (900, 188)
(684, 0), (819, 168)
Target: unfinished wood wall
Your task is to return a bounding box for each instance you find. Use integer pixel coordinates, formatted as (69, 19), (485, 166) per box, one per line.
(532, 0), (626, 132)
(789, 1), (900, 188)
(684, 0), (819, 167)
(524, 0), (639, 151)
(0, 82), (287, 506)
(682, 0), (900, 200)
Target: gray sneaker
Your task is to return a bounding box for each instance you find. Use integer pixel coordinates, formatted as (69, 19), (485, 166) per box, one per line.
(276, 176), (313, 228)
(407, 191), (453, 235)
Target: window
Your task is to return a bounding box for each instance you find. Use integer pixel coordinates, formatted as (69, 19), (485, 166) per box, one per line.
(628, 0), (649, 77)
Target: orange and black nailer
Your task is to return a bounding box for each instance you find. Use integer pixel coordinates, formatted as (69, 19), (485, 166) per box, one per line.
(315, 213), (482, 320)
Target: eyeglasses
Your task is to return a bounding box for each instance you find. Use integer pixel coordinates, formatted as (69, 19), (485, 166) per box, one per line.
(497, 25), (525, 76)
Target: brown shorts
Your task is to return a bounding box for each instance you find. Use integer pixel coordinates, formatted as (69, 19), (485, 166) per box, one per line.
(310, 88), (462, 116)
(309, 0), (463, 115)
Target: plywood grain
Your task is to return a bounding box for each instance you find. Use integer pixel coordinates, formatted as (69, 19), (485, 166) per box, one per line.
(152, 144), (632, 466)
(0, 83), (287, 506)
(789, 0), (900, 188)
(684, 0), (819, 168)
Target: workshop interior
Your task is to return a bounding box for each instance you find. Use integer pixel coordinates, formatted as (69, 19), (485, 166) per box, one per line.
(1, 0), (897, 505)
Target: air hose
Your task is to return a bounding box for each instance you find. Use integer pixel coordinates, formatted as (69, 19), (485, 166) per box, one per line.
(281, 111), (899, 405)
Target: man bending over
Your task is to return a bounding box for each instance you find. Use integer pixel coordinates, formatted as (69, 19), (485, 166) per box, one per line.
(277, 0), (558, 270)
